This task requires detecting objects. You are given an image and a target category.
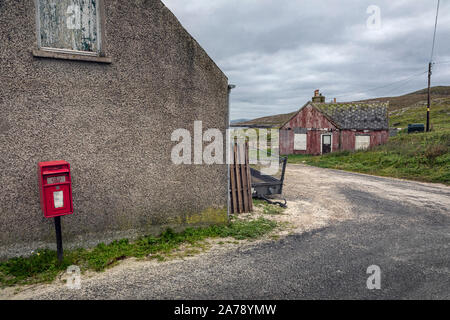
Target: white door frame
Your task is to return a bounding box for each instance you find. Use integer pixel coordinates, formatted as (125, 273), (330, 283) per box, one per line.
(320, 133), (333, 154)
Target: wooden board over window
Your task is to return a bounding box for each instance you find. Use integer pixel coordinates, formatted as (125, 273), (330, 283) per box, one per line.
(355, 135), (371, 150)
(37, 0), (100, 55)
(294, 133), (307, 151)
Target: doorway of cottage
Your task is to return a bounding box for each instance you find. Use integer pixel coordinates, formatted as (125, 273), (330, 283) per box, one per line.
(322, 135), (332, 154)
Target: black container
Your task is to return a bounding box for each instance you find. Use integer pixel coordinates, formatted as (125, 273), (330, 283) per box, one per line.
(408, 124), (425, 134)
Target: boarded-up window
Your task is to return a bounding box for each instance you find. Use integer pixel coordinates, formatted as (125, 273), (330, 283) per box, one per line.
(294, 134), (307, 150)
(37, 0), (100, 54)
(355, 135), (371, 150)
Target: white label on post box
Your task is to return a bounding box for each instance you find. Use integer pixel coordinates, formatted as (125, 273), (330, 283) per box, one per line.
(47, 176), (66, 184)
(53, 191), (64, 209)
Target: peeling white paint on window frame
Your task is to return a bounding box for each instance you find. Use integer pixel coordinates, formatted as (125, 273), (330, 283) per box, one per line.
(35, 0), (104, 57)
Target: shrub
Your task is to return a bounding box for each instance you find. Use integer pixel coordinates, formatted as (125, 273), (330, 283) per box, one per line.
(425, 144), (448, 160)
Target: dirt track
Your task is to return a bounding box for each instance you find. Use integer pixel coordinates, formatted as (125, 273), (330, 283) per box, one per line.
(2, 165), (449, 300)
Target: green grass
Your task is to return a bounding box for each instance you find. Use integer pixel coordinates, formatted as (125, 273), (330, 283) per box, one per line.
(288, 130), (450, 184)
(389, 98), (450, 131)
(0, 217), (277, 288)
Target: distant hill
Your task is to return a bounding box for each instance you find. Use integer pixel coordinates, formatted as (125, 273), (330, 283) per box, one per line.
(358, 86), (450, 111)
(235, 86), (450, 127)
(232, 111), (298, 128)
(230, 118), (250, 125)
(389, 97), (450, 130)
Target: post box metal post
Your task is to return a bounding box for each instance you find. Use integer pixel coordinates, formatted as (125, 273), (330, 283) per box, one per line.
(38, 160), (74, 263)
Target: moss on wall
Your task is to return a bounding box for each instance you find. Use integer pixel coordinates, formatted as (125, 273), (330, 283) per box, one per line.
(170, 207), (228, 226)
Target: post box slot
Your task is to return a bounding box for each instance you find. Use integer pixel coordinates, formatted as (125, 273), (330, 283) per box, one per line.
(43, 173), (70, 186)
(43, 168), (70, 175)
(46, 175), (67, 185)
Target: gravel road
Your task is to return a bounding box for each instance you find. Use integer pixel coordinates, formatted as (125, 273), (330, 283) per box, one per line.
(3, 165), (449, 300)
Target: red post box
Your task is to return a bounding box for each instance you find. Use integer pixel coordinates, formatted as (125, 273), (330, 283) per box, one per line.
(38, 160), (73, 218)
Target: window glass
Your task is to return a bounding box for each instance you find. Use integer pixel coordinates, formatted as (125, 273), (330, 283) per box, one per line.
(38, 0), (99, 54)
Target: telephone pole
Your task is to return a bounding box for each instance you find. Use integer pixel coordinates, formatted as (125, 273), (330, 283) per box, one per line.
(427, 0), (440, 132)
(426, 62), (432, 132)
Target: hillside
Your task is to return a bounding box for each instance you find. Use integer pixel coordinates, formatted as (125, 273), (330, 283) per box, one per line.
(359, 86), (450, 112)
(233, 111), (298, 128)
(230, 118), (250, 124)
(288, 130), (449, 184)
(389, 97), (450, 131)
(236, 86), (450, 127)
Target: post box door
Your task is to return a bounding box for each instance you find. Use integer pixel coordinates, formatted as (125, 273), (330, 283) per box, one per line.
(38, 160), (74, 218)
(43, 184), (72, 217)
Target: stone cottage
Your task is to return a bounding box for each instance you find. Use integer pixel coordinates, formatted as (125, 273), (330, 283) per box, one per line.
(235, 90), (390, 155)
(279, 91), (389, 155)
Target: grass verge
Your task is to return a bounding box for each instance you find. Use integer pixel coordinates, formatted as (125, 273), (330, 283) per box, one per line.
(0, 217), (277, 288)
(288, 130), (450, 184)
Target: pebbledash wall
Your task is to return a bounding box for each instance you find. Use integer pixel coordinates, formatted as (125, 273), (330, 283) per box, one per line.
(0, 0), (229, 259)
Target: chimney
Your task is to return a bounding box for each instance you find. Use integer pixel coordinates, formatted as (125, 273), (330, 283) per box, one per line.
(312, 89), (325, 103)
(333, 98), (337, 103)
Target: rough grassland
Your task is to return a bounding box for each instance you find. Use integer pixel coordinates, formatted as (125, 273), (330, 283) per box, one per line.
(389, 98), (450, 131)
(289, 131), (449, 185)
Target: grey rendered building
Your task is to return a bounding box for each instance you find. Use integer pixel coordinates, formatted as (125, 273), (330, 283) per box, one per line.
(0, 0), (229, 258)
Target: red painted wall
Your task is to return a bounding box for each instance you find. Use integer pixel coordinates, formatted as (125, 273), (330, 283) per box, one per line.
(340, 130), (389, 151)
(279, 104), (389, 155)
(280, 105), (337, 155)
(283, 104), (335, 129)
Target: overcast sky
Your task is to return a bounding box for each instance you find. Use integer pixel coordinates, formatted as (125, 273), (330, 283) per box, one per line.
(162, 0), (450, 120)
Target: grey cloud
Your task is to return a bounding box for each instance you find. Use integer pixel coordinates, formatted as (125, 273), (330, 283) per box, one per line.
(163, 0), (450, 119)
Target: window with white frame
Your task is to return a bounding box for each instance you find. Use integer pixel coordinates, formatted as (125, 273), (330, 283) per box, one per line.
(36, 0), (101, 55)
(294, 134), (307, 150)
(355, 135), (371, 150)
